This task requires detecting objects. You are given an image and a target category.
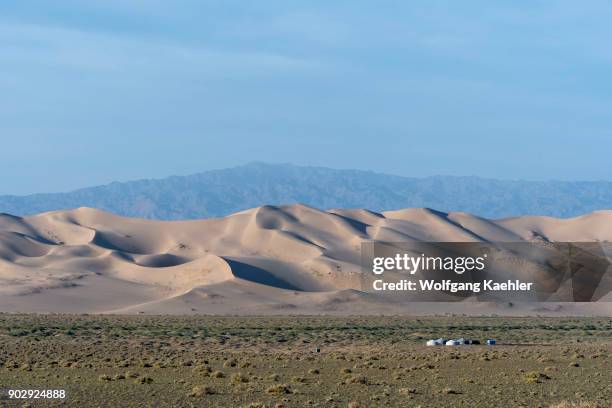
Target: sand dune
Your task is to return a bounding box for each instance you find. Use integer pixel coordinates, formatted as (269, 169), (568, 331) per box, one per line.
(0, 205), (610, 315)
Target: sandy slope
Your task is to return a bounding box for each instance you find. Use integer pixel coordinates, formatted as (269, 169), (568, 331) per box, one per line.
(0, 205), (610, 315)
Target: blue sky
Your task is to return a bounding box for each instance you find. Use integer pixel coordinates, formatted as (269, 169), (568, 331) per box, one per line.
(1, 1), (611, 194)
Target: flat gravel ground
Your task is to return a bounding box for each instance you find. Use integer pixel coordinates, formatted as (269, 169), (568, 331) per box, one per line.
(0, 315), (610, 407)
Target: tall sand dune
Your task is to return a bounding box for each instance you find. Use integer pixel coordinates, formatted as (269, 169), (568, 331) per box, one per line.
(0, 206), (610, 315)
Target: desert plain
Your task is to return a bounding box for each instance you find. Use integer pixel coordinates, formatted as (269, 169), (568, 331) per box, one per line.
(1, 314), (610, 407)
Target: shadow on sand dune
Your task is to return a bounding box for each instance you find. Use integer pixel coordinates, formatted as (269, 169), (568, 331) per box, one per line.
(223, 258), (302, 291)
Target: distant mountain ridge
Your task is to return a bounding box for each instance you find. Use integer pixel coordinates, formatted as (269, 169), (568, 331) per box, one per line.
(0, 162), (611, 219)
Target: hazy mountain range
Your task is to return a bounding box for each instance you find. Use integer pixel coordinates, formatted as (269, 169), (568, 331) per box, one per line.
(1, 162), (611, 219)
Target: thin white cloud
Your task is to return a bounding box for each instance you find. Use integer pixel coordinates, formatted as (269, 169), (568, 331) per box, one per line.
(0, 22), (322, 77)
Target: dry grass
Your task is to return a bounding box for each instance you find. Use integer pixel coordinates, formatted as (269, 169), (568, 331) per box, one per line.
(190, 385), (215, 397)
(266, 384), (292, 395)
(0, 315), (610, 407)
(549, 402), (601, 408)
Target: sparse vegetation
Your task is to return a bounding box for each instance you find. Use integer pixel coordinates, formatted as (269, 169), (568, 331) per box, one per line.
(524, 371), (551, 383)
(230, 373), (249, 384)
(549, 402), (602, 408)
(190, 385), (214, 397)
(211, 370), (225, 378)
(266, 384), (292, 395)
(0, 315), (610, 407)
